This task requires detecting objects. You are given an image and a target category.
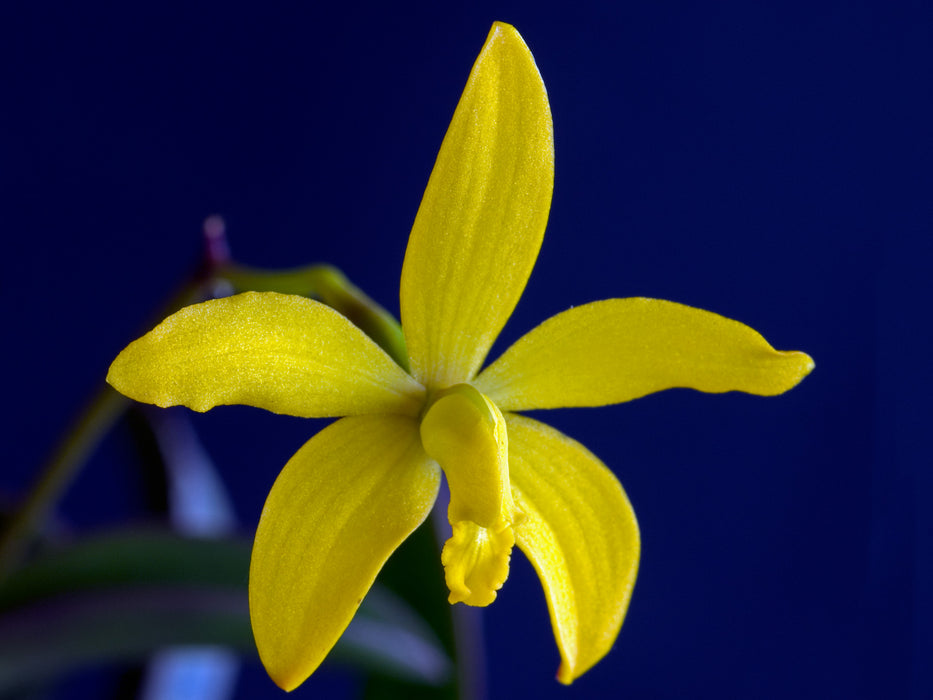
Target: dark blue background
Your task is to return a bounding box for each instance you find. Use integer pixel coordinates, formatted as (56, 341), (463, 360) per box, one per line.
(4, 2), (931, 699)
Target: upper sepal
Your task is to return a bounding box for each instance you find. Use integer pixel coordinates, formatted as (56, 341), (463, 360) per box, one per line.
(400, 22), (554, 388)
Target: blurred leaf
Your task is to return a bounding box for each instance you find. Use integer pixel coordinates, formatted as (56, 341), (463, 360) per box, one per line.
(364, 519), (461, 700)
(0, 585), (249, 692)
(338, 586), (452, 686)
(0, 530), (247, 611)
(0, 531), (450, 693)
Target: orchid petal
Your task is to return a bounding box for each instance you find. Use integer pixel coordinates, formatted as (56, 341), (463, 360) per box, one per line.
(400, 22), (554, 388)
(249, 414), (440, 691)
(107, 291), (424, 418)
(475, 298), (815, 410)
(506, 413), (639, 684)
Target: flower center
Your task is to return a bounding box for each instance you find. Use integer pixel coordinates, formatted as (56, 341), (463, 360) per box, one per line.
(419, 383), (518, 606)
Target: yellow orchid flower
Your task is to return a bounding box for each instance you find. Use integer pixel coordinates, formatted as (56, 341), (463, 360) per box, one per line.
(107, 22), (813, 691)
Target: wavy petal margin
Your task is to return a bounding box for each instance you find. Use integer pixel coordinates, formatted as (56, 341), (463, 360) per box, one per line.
(476, 298), (815, 410)
(400, 22), (554, 388)
(249, 415), (440, 691)
(107, 291), (424, 418)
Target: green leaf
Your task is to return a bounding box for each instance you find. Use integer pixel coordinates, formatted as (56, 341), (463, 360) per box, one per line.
(364, 519), (462, 700)
(0, 531), (450, 693)
(0, 530), (248, 611)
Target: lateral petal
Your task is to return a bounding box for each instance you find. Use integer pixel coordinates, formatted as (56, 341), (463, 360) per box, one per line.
(400, 22), (554, 388)
(107, 291), (424, 418)
(249, 415), (440, 691)
(506, 413), (639, 684)
(475, 298), (815, 410)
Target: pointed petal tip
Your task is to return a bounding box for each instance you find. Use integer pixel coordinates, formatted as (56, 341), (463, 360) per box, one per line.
(801, 352), (816, 373)
(270, 668), (304, 693)
(105, 345), (131, 389)
(556, 662), (575, 685)
(254, 643), (313, 692)
(105, 349), (157, 406)
(774, 349), (815, 393)
(104, 362), (118, 390)
(488, 21), (517, 39)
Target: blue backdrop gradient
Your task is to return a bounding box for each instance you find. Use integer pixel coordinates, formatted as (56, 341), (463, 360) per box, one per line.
(4, 2), (931, 699)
